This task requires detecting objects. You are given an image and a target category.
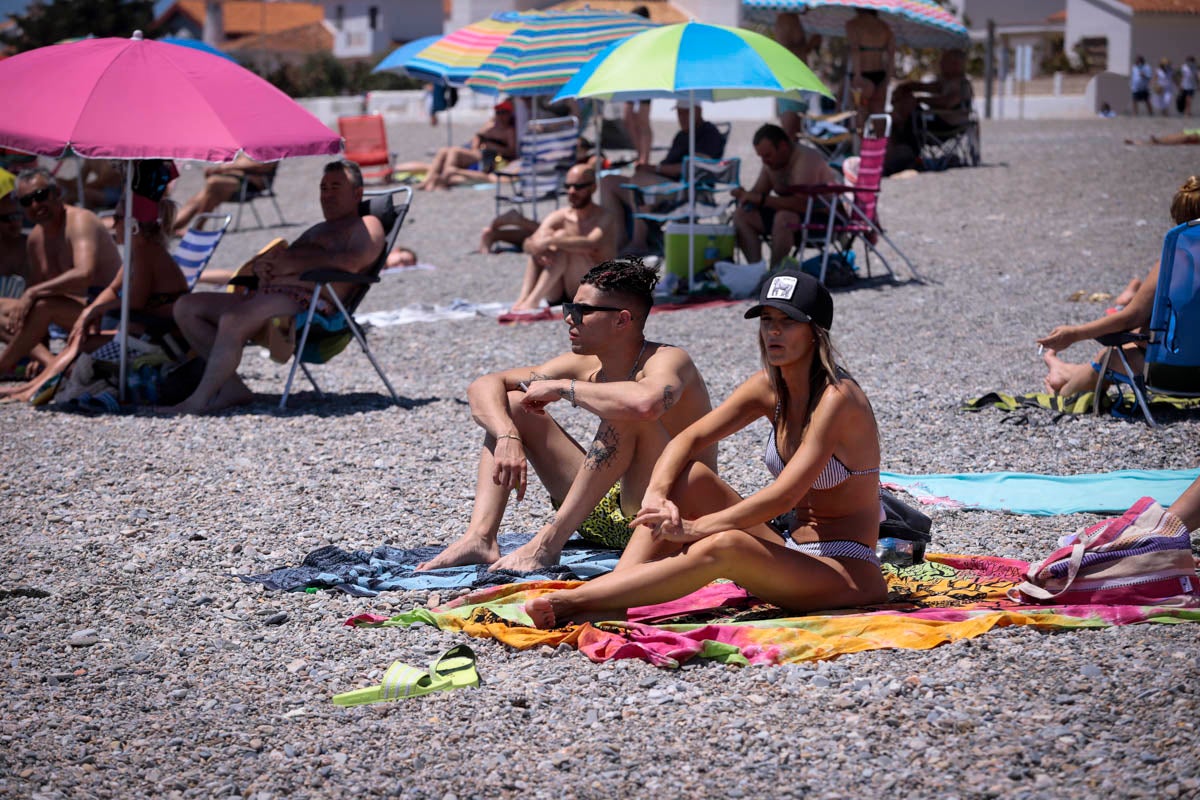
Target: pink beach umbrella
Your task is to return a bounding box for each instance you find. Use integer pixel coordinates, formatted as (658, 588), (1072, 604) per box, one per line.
(0, 31), (343, 398)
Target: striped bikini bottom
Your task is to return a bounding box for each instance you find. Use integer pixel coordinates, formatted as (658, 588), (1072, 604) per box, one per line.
(782, 538), (881, 567)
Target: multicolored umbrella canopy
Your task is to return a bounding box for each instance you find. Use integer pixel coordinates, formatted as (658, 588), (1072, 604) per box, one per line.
(161, 36), (238, 63)
(465, 10), (658, 97)
(743, 0), (969, 50)
(553, 21), (832, 103)
(374, 14), (523, 86)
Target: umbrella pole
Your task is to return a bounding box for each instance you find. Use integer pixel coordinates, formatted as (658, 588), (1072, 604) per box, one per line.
(687, 92), (696, 294)
(118, 165), (133, 403)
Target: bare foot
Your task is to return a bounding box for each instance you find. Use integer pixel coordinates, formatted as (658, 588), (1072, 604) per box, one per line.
(1042, 348), (1072, 394)
(525, 596), (559, 629)
(416, 534), (501, 571)
(524, 595), (625, 629)
(488, 540), (561, 573)
(1043, 349), (1097, 396)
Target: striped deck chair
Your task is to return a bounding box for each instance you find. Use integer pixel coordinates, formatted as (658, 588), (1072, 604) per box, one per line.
(173, 212), (232, 289)
(494, 116), (579, 223)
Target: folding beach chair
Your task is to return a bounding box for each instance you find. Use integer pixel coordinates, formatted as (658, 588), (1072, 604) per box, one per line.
(627, 156), (742, 254)
(172, 212), (232, 289)
(338, 114), (396, 184)
(789, 115), (923, 285)
(799, 110), (856, 167)
(231, 165), (287, 232)
(912, 86), (981, 171)
(276, 186), (413, 410)
(1092, 219), (1200, 426)
(494, 116), (579, 223)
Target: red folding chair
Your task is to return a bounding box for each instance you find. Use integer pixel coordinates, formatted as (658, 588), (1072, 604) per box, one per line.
(789, 115), (923, 285)
(337, 114), (395, 183)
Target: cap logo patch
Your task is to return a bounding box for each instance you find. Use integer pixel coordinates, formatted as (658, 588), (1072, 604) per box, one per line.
(766, 276), (797, 300)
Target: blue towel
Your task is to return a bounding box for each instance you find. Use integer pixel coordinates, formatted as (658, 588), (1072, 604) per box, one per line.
(880, 469), (1200, 516)
(237, 533), (620, 596)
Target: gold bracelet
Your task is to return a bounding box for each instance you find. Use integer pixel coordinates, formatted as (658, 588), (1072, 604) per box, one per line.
(497, 434), (521, 443)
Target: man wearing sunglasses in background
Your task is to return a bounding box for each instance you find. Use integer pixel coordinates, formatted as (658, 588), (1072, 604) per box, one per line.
(418, 258), (715, 574)
(508, 164), (619, 312)
(0, 169), (121, 378)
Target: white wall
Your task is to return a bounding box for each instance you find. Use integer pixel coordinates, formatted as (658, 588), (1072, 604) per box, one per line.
(1065, 0), (1131, 74)
(326, 0), (441, 58)
(959, 0), (1064, 30)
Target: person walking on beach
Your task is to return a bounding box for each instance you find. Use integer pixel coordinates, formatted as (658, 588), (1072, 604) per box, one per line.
(166, 160), (384, 414)
(1152, 58), (1175, 117)
(1179, 56), (1196, 117)
(417, 258), (715, 574)
(1131, 56), (1153, 117)
(525, 270), (887, 629)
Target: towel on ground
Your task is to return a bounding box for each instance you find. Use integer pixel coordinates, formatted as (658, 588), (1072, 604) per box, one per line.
(963, 390), (1200, 418)
(236, 533), (620, 596)
(881, 469), (1200, 515)
(351, 552), (1200, 667)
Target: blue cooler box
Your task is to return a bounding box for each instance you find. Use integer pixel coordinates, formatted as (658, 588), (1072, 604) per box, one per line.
(663, 222), (736, 280)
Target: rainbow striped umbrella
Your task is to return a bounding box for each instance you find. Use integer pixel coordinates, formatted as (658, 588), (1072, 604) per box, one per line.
(465, 10), (657, 97)
(743, 0), (968, 50)
(375, 13), (523, 86)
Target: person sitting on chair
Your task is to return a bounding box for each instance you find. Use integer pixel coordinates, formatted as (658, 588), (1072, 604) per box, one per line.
(172, 155), (276, 235)
(0, 168), (122, 378)
(410, 101), (518, 191)
(597, 101), (726, 254)
(730, 124), (840, 268)
(166, 160), (385, 414)
(890, 49), (972, 142)
(416, 258), (716, 573)
(523, 270), (888, 629)
(0, 193), (29, 285)
(0, 199), (188, 402)
(506, 165), (620, 311)
(1038, 175), (1200, 397)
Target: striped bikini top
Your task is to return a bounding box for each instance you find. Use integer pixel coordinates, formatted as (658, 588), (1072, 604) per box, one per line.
(762, 405), (880, 490)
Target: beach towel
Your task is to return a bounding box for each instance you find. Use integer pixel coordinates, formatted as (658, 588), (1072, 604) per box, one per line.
(351, 552), (1200, 668)
(963, 390), (1200, 418)
(356, 300), (509, 328)
(236, 533), (620, 596)
(880, 469), (1200, 515)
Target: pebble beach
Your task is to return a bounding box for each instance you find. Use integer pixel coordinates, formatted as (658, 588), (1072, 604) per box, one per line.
(2, 116), (1199, 799)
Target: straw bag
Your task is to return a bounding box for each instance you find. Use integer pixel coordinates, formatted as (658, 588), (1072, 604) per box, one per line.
(1010, 497), (1200, 606)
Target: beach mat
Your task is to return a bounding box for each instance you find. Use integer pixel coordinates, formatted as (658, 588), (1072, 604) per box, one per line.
(881, 469), (1200, 515)
(964, 390), (1200, 418)
(349, 553), (1200, 668)
(236, 533), (620, 596)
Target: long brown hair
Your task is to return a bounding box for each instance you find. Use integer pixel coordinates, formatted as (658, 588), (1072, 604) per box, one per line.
(1170, 176), (1200, 224)
(758, 322), (841, 440)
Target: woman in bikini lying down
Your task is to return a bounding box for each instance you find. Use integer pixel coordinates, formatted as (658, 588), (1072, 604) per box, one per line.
(526, 269), (888, 629)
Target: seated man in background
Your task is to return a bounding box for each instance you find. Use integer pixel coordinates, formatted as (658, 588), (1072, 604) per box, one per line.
(172, 154), (276, 235)
(890, 49), (972, 143)
(417, 258), (716, 573)
(731, 124), (840, 267)
(0, 192), (28, 286)
(598, 101), (726, 254)
(0, 168), (122, 377)
(508, 165), (620, 311)
(167, 160), (384, 414)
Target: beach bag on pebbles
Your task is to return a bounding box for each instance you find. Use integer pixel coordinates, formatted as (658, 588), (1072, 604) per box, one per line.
(1010, 497), (1200, 607)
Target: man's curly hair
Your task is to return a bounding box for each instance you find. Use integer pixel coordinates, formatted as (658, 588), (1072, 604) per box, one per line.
(579, 257), (660, 321)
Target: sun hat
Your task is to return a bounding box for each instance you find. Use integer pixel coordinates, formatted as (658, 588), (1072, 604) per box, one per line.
(744, 268), (834, 330)
(494, 100), (514, 113)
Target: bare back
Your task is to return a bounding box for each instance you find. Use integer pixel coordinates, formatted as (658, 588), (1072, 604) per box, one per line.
(846, 14), (893, 74)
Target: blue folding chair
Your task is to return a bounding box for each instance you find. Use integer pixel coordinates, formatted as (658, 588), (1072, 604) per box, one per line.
(494, 116), (579, 223)
(1093, 219), (1200, 426)
(172, 212), (232, 289)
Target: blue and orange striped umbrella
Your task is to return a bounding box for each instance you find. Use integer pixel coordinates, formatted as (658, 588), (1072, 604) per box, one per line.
(743, 0), (968, 50)
(465, 10), (657, 97)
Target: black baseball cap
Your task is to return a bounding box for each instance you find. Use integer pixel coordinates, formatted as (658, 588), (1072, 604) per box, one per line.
(744, 268), (834, 330)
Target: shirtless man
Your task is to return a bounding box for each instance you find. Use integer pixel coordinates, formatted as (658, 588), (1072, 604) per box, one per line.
(0, 168), (122, 377)
(412, 101), (518, 191)
(510, 165), (619, 311)
(731, 124), (841, 267)
(167, 160), (384, 414)
(417, 258), (716, 573)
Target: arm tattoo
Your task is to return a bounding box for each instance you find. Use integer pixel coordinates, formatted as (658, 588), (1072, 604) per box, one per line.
(662, 384), (676, 411)
(583, 423), (620, 471)
(529, 372), (549, 383)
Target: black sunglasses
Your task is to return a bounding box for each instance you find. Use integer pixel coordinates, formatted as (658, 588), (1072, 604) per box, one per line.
(17, 187), (54, 207)
(564, 180), (594, 190)
(0, 212), (21, 222)
(562, 302), (623, 324)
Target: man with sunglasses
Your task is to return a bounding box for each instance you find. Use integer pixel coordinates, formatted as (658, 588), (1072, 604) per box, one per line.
(418, 258), (716, 574)
(509, 165), (619, 312)
(0, 169), (121, 377)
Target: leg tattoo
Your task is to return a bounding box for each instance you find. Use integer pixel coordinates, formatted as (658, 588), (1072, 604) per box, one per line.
(584, 423), (620, 471)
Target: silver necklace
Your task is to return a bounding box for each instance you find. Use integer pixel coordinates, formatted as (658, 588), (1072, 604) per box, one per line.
(599, 339), (648, 383)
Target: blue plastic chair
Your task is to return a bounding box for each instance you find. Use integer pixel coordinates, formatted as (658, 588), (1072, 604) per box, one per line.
(1094, 219), (1200, 426)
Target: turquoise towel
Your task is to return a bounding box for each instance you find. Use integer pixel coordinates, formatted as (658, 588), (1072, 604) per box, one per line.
(880, 469), (1200, 516)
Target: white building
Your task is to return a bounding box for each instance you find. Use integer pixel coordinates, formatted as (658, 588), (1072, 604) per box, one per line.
(1065, 0), (1200, 76)
(323, 0), (444, 59)
(956, 0), (1065, 76)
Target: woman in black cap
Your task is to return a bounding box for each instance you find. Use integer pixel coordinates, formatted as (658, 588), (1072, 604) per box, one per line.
(526, 269), (887, 629)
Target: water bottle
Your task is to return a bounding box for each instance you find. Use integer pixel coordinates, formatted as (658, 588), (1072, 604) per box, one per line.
(703, 237), (719, 267)
(877, 537), (924, 567)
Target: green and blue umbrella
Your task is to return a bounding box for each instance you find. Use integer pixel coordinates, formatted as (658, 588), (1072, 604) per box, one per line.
(555, 22), (832, 290)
